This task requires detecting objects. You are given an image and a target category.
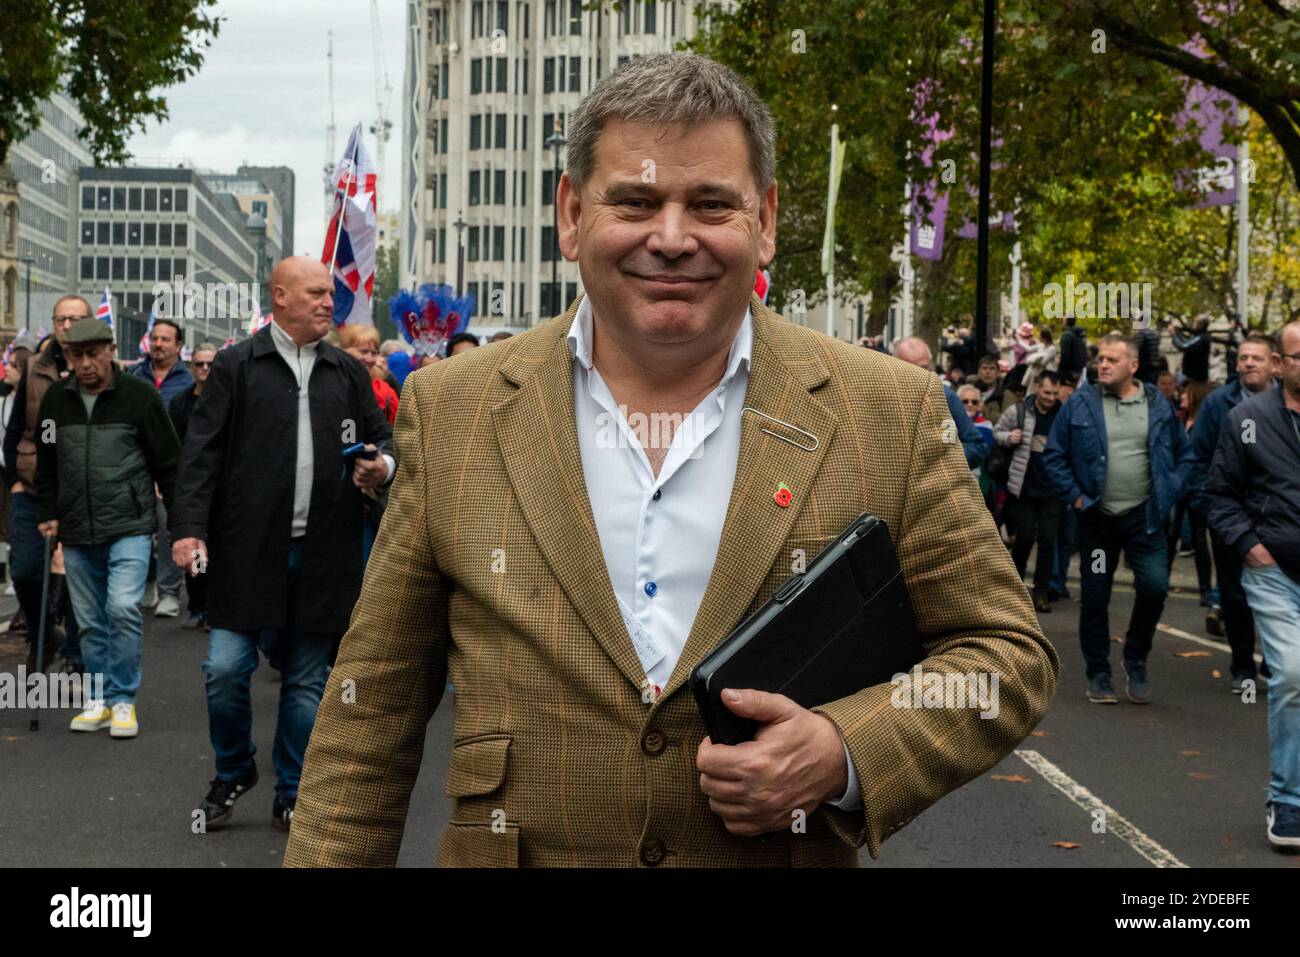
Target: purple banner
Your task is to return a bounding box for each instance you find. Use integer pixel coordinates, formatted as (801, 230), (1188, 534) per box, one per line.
(1178, 33), (1239, 208)
(910, 82), (950, 261)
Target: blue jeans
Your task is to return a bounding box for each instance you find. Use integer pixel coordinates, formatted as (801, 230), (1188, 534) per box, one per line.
(154, 498), (182, 599)
(1077, 503), (1170, 679)
(202, 541), (333, 801)
(1050, 505), (1077, 594)
(61, 535), (152, 706)
(1240, 564), (1300, 808)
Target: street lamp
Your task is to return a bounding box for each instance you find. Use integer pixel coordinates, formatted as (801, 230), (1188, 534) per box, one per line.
(547, 123), (567, 318)
(453, 211), (466, 299)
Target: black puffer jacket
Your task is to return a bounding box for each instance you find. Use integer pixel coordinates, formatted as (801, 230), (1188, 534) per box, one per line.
(35, 369), (180, 546)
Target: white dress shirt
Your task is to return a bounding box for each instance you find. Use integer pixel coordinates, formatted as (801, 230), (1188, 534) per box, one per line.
(567, 297), (861, 810)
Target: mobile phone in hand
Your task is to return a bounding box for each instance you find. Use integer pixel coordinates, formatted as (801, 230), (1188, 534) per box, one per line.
(342, 442), (379, 463)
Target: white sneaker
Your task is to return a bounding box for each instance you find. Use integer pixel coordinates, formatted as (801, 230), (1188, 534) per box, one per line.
(154, 594), (181, 618)
(141, 583), (158, 610)
(110, 702), (138, 738)
(70, 700), (112, 732)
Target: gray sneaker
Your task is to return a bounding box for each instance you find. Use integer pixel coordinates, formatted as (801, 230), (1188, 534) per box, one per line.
(1124, 662), (1151, 704)
(1087, 673), (1118, 704)
(154, 594), (181, 618)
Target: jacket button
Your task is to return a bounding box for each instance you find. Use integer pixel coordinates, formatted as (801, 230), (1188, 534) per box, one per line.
(640, 839), (665, 866)
(642, 729), (666, 755)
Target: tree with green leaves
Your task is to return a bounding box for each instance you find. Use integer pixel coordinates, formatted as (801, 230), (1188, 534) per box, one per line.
(0, 0), (222, 166)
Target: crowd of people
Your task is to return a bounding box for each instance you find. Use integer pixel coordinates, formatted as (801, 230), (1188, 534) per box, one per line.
(899, 313), (1299, 848)
(2, 270), (1296, 849)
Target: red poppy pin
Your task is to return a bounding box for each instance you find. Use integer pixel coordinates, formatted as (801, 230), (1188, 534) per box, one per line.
(774, 483), (792, 508)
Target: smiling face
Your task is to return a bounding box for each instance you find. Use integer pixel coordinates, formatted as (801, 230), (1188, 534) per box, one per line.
(557, 118), (776, 363)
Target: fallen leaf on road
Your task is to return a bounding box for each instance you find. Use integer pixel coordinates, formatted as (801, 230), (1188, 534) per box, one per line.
(991, 774), (1030, 783)
(1053, 841), (1082, 849)
(1180, 750), (1201, 756)
(1187, 771), (1214, 780)
(1211, 669), (1221, 678)
(1030, 730), (1049, 737)
(1, 736), (22, 742)
(1175, 651), (1211, 658)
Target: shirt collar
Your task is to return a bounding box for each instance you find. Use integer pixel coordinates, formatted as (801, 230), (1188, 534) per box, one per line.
(270, 318), (319, 354)
(565, 295), (753, 386)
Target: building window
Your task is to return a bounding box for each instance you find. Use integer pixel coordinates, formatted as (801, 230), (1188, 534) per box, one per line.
(542, 168), (555, 206)
(439, 172), (447, 208)
(470, 114), (482, 150)
(112, 222), (125, 245)
(471, 0), (485, 38)
(471, 58), (483, 95)
(81, 186), (94, 210)
(493, 169), (506, 205)
(175, 188), (188, 212)
(113, 187), (126, 210)
(497, 0), (508, 31)
(469, 171), (481, 206)
(144, 188), (157, 212)
(438, 227), (447, 264)
(521, 113), (528, 150)
(544, 57), (554, 94)
(111, 256), (125, 281)
(568, 55), (580, 92)
(96, 222), (110, 245)
(160, 190), (172, 212)
(485, 56), (493, 91)
(493, 225), (505, 261)
(495, 56), (507, 93)
(159, 223), (173, 246)
(95, 256), (108, 280)
(158, 258), (171, 281)
(174, 257), (186, 277)
(494, 113), (507, 149)
(129, 187), (141, 211)
(80, 256), (93, 279)
(517, 226), (526, 261)
(569, 0), (581, 34)
(97, 186), (111, 210)
(620, 1), (632, 35)
(440, 117), (449, 153)
(128, 223), (141, 246)
(519, 169), (527, 206)
(468, 226), (480, 262)
(544, 0), (556, 35)
(128, 258), (141, 281)
(522, 1), (530, 39)
(441, 65), (450, 99)
(175, 224), (188, 246)
(645, 0), (657, 33)
(81, 221), (94, 244)
(541, 225), (555, 261)
(566, 281), (577, 305)
(143, 258), (156, 281)
(144, 223), (157, 245)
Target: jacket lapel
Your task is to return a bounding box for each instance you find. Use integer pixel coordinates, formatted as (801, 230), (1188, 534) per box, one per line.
(661, 297), (838, 700)
(491, 301), (648, 691)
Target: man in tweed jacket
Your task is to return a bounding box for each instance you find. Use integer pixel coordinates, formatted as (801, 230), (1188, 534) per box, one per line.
(285, 53), (1057, 868)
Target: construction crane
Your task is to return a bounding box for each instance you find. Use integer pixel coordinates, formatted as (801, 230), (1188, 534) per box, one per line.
(324, 30), (336, 217)
(369, 0), (394, 204)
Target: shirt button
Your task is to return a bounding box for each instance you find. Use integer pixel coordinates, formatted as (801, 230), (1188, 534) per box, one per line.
(642, 729), (666, 755)
(652, 489), (661, 501)
(644, 581), (657, 597)
(640, 839), (665, 866)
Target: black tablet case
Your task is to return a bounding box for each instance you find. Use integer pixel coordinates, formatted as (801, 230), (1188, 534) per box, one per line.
(690, 513), (922, 745)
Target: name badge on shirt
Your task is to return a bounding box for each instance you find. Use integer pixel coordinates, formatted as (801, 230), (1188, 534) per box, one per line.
(615, 595), (666, 676)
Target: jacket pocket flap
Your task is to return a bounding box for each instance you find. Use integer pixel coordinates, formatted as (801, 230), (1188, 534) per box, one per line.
(446, 734), (511, 797)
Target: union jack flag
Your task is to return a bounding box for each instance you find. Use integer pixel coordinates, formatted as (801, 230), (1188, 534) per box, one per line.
(321, 123), (378, 327)
(95, 288), (114, 329)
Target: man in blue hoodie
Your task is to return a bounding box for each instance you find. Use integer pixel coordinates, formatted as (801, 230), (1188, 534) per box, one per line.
(1043, 332), (1195, 705)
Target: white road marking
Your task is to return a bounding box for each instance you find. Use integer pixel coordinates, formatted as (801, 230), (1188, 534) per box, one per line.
(1156, 622), (1263, 664)
(1015, 749), (1188, 869)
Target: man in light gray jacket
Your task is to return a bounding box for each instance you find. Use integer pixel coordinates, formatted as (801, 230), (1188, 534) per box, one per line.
(994, 371), (1062, 613)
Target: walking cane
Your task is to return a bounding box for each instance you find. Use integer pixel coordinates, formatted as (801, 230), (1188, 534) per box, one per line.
(29, 532), (54, 732)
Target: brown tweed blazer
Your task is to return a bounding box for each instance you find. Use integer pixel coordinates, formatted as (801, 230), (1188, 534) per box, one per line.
(284, 294), (1058, 868)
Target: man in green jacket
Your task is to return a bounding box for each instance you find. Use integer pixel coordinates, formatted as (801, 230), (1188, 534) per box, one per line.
(35, 318), (180, 738)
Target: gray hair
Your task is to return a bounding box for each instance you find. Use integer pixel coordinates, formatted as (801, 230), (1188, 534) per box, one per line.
(1099, 331), (1139, 359)
(565, 53), (776, 194)
(192, 342), (220, 357)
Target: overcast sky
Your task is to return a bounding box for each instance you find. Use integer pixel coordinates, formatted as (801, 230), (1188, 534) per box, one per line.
(127, 0), (406, 257)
